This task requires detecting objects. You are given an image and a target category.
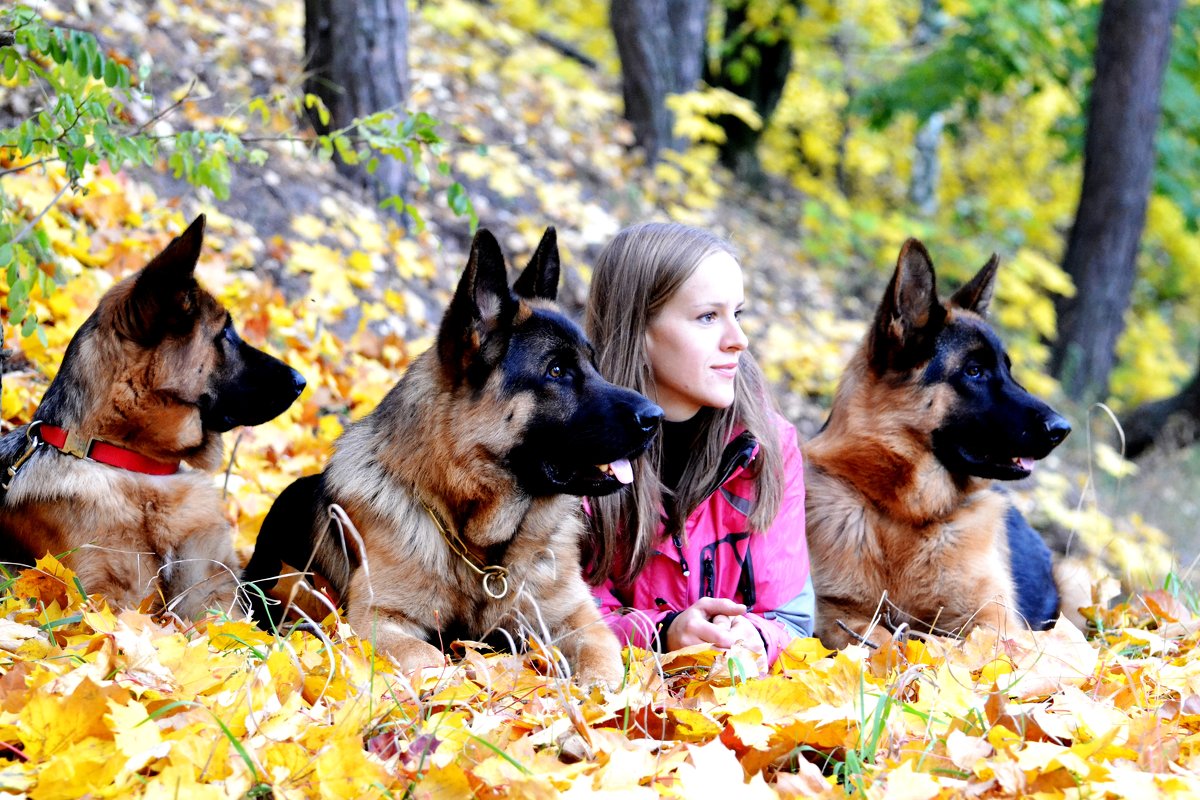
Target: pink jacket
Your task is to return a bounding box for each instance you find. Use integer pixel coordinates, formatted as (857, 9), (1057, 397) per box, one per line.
(593, 413), (813, 664)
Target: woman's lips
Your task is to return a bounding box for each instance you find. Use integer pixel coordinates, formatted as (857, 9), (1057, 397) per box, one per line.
(712, 363), (739, 378)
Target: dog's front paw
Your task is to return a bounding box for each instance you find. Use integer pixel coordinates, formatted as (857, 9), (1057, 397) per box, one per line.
(573, 646), (624, 690)
(385, 637), (448, 675)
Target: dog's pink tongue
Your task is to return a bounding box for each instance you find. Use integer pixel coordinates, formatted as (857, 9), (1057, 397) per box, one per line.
(1016, 457), (1035, 472)
(611, 458), (634, 485)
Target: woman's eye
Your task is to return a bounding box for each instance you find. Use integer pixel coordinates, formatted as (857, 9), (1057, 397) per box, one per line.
(699, 312), (717, 323)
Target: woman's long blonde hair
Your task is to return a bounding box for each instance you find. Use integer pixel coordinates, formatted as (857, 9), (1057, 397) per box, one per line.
(584, 222), (783, 586)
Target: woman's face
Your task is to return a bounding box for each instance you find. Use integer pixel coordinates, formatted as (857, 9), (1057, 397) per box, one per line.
(645, 251), (748, 421)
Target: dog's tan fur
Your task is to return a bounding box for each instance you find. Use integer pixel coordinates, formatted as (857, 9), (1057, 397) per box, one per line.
(803, 339), (1023, 648)
(321, 360), (617, 679)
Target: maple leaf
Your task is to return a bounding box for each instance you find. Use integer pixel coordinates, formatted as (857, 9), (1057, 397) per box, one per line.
(10, 554), (86, 612)
(879, 759), (943, 800)
(0, 619), (46, 652)
(108, 698), (170, 774)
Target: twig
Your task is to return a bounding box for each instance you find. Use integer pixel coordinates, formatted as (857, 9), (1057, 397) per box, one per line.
(836, 619), (879, 649)
(9, 182), (68, 248)
(0, 158), (50, 177)
(0, 740), (27, 761)
(221, 430), (243, 499)
(136, 78), (197, 135)
(531, 31), (598, 70)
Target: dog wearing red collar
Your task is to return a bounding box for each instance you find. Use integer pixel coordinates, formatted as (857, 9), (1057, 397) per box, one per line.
(0, 215), (305, 619)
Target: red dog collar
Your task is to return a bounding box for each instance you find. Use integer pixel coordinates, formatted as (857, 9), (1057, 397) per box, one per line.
(37, 425), (180, 476)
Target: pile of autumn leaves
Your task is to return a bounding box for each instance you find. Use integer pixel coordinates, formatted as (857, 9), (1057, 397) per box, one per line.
(4, 555), (1200, 799)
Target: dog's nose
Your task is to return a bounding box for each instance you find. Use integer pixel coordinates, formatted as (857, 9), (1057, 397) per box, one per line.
(1043, 413), (1071, 446)
(636, 404), (664, 434)
(290, 368), (307, 397)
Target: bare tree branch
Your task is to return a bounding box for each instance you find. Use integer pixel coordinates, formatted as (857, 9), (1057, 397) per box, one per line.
(10, 182), (69, 248)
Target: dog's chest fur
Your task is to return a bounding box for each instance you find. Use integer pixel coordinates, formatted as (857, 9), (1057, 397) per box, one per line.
(331, 482), (584, 639)
(2, 451), (221, 546)
(0, 450), (228, 606)
(319, 380), (588, 638)
(805, 462), (1014, 629)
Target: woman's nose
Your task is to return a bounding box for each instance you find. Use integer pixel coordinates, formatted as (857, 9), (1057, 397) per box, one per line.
(725, 318), (748, 351)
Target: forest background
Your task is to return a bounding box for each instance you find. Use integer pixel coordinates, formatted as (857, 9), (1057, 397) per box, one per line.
(3, 0), (1200, 797)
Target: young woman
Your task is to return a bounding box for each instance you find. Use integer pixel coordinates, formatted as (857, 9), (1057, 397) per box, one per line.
(584, 222), (814, 666)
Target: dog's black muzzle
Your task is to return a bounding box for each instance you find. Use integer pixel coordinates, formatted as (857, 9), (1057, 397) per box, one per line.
(934, 390), (1071, 481)
(202, 335), (306, 432)
(509, 386), (664, 497)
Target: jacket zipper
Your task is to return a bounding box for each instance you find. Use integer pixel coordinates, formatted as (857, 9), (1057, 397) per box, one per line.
(671, 531), (690, 577)
(670, 432), (757, 594)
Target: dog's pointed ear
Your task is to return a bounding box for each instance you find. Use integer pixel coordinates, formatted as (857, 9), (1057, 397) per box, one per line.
(868, 238), (946, 373)
(437, 228), (518, 382)
(949, 253), (999, 316)
(512, 227), (559, 301)
(114, 214), (205, 344)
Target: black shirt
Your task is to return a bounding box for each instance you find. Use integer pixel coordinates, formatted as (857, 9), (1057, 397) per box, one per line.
(660, 414), (705, 494)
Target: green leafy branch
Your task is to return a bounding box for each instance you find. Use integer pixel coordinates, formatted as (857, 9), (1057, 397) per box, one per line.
(268, 93), (477, 232)
(0, 5), (150, 336)
(0, 3), (476, 339)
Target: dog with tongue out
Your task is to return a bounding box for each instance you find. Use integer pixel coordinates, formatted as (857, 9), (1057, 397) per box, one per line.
(245, 227), (662, 686)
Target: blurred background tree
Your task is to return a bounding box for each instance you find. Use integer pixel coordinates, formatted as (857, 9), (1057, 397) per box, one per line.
(702, 0), (801, 185)
(610, 0), (709, 162)
(304, 0), (410, 209)
(1050, 0), (1179, 404)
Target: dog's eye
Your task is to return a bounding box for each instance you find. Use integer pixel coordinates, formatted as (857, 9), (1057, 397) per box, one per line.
(964, 363), (983, 378)
(547, 362), (565, 379)
(215, 321), (237, 347)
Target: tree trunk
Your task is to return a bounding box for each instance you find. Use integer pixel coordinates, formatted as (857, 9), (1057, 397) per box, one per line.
(304, 0), (409, 207)
(1120, 349), (1200, 459)
(832, 29), (854, 197)
(703, 1), (799, 185)
(1049, 0), (1178, 401)
(908, 0), (945, 215)
(611, 0), (710, 163)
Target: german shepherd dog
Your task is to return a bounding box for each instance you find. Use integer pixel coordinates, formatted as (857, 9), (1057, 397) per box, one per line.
(804, 239), (1087, 650)
(244, 228), (662, 685)
(0, 215), (305, 619)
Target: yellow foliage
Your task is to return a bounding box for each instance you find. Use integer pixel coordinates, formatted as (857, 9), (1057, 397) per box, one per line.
(488, 0), (617, 75)
(1111, 309), (1192, 408)
(1032, 470), (1173, 586)
(668, 87), (763, 143)
(760, 314), (864, 398)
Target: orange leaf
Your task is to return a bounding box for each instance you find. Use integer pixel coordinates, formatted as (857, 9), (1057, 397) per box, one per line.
(1139, 590), (1192, 623)
(10, 554), (86, 610)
